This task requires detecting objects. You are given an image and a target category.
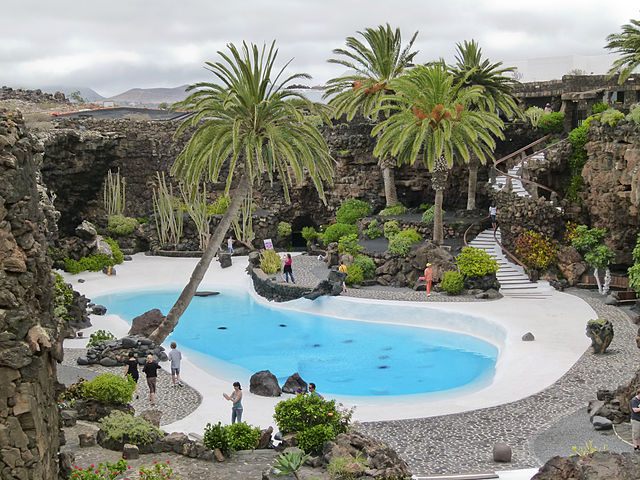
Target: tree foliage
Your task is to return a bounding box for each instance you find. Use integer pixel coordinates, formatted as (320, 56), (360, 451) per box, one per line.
(605, 17), (640, 84)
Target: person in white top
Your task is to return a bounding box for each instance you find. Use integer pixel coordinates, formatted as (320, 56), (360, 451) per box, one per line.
(227, 236), (234, 254)
(489, 204), (497, 231)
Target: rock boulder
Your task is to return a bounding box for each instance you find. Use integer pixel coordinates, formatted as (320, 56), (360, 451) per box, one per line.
(250, 370), (282, 397)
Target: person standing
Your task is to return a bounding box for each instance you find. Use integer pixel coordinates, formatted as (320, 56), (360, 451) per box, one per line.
(142, 354), (161, 406)
(283, 253), (295, 283)
(123, 351), (139, 399)
(631, 392), (640, 450)
(424, 263), (433, 297)
(489, 204), (498, 231)
(338, 262), (348, 294)
(223, 382), (243, 424)
(544, 102), (553, 113)
(167, 342), (183, 387)
(227, 236), (234, 254)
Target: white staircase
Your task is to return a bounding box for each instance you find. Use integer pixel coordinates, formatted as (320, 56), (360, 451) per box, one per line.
(479, 151), (554, 299)
(469, 229), (553, 299)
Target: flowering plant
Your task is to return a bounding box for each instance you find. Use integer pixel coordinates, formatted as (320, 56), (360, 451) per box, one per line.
(515, 230), (557, 270)
(68, 459), (174, 479)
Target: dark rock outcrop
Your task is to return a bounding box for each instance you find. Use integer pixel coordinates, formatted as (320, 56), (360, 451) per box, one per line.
(586, 319), (613, 354)
(282, 373), (308, 394)
(80, 335), (167, 366)
(129, 309), (166, 337)
(304, 270), (346, 300)
(250, 370), (282, 397)
(532, 451), (640, 480)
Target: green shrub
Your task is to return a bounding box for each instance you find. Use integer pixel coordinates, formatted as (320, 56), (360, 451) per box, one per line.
(565, 174), (584, 203)
(260, 249), (282, 274)
(327, 454), (367, 479)
(273, 393), (352, 436)
(379, 204), (407, 216)
(441, 271), (464, 295)
(208, 196), (230, 215)
(345, 264), (363, 285)
(81, 373), (136, 404)
(53, 272), (74, 322)
(298, 424), (336, 455)
(277, 221), (292, 238)
(203, 421), (231, 453)
(137, 217), (150, 224)
(99, 411), (163, 446)
(227, 422), (261, 451)
(336, 199), (370, 224)
(515, 230), (557, 269)
(59, 378), (86, 403)
(338, 233), (361, 256)
(63, 254), (115, 274)
(383, 220), (400, 239)
(107, 214), (137, 236)
(456, 247), (499, 277)
(353, 255), (375, 279)
(421, 205), (444, 224)
(628, 233), (640, 294)
(524, 106), (544, 127)
(322, 223), (358, 244)
(600, 108), (625, 127)
(388, 235), (413, 256)
(87, 329), (116, 347)
(396, 229), (422, 244)
(365, 219), (382, 239)
(591, 102), (609, 114)
(105, 237), (124, 264)
(301, 226), (318, 245)
(538, 112), (565, 134)
(627, 105), (640, 125)
(418, 203), (431, 212)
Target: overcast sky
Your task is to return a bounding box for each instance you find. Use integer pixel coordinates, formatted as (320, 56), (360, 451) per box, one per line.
(1, 0), (637, 97)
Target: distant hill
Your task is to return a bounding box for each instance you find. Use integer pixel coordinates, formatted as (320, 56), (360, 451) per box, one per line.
(103, 86), (190, 107)
(39, 86), (105, 103)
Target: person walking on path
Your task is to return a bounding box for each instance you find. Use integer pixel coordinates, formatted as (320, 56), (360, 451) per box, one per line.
(283, 253), (295, 283)
(142, 354), (161, 406)
(223, 381), (243, 424)
(489, 204), (498, 231)
(308, 382), (323, 399)
(631, 392), (640, 450)
(167, 342), (183, 387)
(123, 351), (139, 399)
(423, 263), (433, 296)
(227, 236), (234, 254)
(338, 262), (348, 294)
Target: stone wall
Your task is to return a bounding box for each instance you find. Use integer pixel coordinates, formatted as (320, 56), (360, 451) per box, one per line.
(581, 119), (640, 264)
(0, 109), (62, 479)
(37, 117), (490, 247)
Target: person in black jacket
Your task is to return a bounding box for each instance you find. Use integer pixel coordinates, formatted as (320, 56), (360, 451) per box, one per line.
(123, 351), (139, 399)
(142, 354), (161, 406)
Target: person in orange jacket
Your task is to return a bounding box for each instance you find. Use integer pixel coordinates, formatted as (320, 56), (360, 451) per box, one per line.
(423, 263), (433, 296)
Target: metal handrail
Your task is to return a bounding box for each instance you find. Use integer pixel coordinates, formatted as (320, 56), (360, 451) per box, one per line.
(493, 227), (528, 271)
(494, 134), (551, 169)
(463, 215), (490, 247)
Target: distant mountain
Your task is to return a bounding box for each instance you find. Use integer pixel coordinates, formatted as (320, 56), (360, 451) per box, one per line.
(103, 86), (190, 107)
(39, 86), (105, 103)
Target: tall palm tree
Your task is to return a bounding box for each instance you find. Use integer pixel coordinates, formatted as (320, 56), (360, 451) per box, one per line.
(324, 24), (418, 207)
(605, 17), (640, 84)
(148, 42), (334, 344)
(373, 64), (504, 244)
(449, 40), (520, 210)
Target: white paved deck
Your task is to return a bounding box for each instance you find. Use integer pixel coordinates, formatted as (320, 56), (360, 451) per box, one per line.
(62, 254), (594, 438)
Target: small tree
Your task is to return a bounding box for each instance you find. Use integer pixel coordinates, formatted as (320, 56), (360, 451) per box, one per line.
(571, 225), (613, 294)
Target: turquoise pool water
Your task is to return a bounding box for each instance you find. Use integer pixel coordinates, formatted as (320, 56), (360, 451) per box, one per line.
(93, 289), (498, 396)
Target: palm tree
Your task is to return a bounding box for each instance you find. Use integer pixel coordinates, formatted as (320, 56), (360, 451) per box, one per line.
(372, 64), (504, 244)
(605, 17), (640, 84)
(324, 24), (418, 207)
(449, 40), (520, 210)
(148, 42), (334, 344)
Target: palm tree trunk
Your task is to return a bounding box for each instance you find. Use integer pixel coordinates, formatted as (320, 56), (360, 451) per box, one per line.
(433, 188), (444, 244)
(148, 173), (252, 345)
(466, 159), (478, 211)
(381, 163), (398, 207)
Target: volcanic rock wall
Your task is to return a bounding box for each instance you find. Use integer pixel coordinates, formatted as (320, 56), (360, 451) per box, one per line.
(38, 117), (485, 242)
(0, 109), (61, 478)
(582, 119), (640, 263)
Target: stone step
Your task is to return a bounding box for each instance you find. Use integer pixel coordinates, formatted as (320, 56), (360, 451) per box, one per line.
(413, 473), (498, 480)
(499, 284), (538, 290)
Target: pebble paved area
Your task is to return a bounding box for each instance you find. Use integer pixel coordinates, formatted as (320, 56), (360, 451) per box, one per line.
(59, 254), (640, 477)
